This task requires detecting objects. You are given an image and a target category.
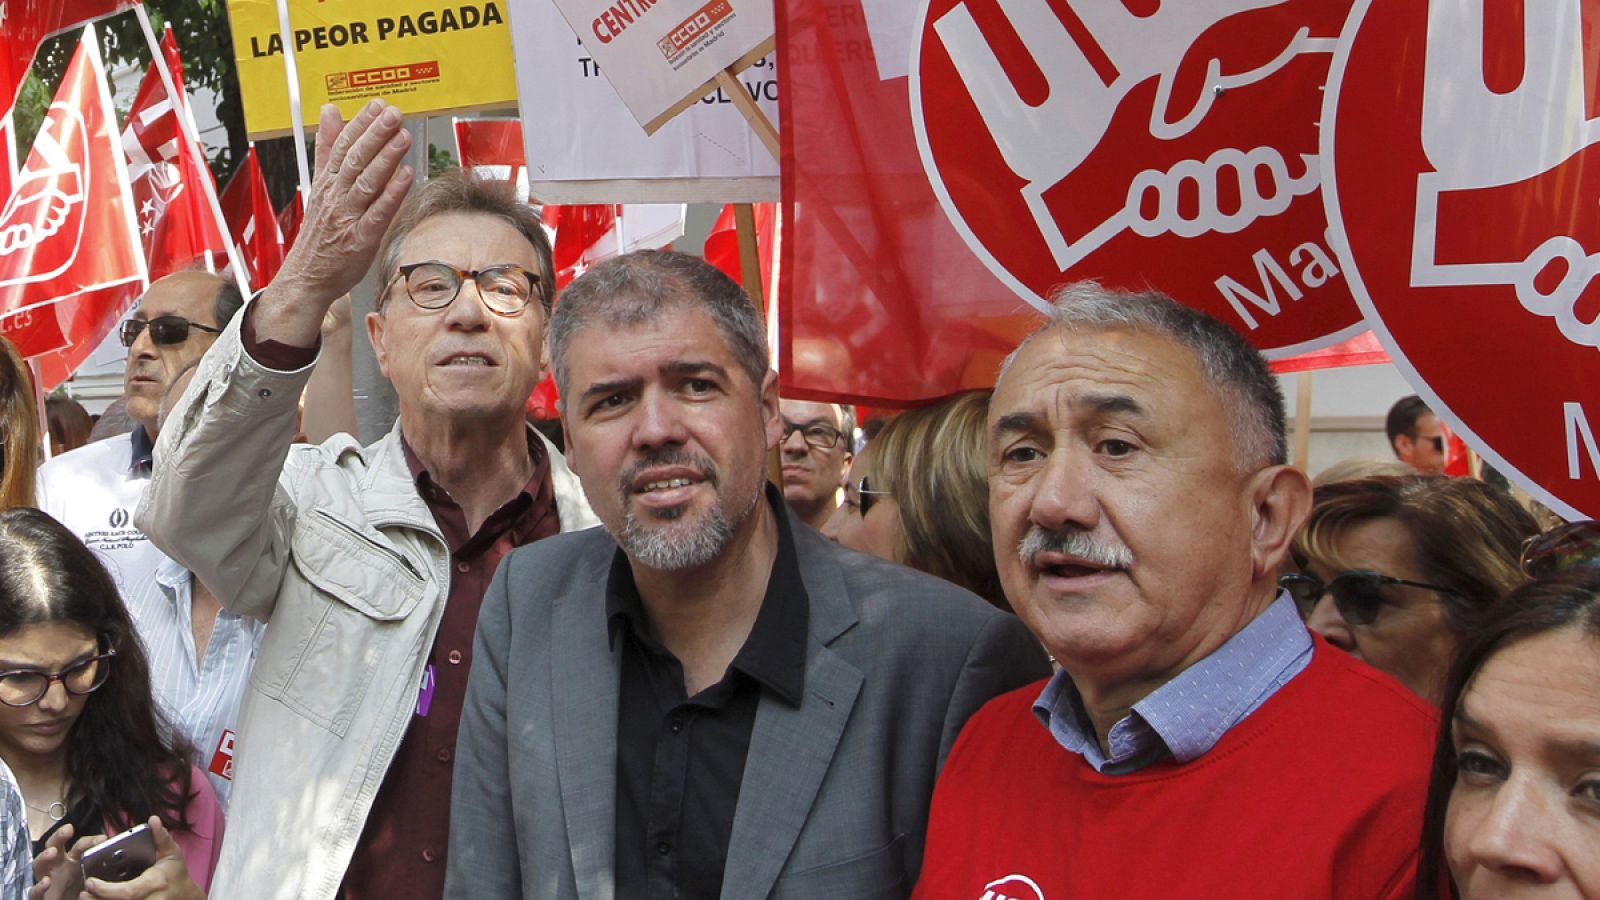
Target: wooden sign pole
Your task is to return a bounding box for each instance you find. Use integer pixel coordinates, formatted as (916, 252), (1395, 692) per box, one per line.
(1293, 372), (1314, 472)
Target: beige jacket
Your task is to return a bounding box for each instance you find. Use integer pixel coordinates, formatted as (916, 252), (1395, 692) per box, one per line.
(137, 317), (597, 900)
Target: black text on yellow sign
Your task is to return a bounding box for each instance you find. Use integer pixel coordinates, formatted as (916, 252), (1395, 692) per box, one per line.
(248, 2), (506, 57)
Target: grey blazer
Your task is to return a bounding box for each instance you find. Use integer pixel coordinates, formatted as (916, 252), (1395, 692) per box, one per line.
(444, 513), (1050, 900)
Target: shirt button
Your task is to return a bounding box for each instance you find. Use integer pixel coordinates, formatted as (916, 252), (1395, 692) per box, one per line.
(421, 848), (437, 863)
(656, 841), (671, 857)
(456, 562), (470, 574)
(436, 747), (453, 763)
(447, 650), (463, 665)
(257, 388), (272, 399)
(669, 718), (683, 734)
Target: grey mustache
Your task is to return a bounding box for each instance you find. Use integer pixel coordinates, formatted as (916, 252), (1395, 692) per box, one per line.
(1018, 527), (1133, 569)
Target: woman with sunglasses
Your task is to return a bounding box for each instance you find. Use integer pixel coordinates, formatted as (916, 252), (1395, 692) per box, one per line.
(822, 392), (1010, 609)
(0, 337), (38, 510)
(1416, 568), (1600, 898)
(1286, 475), (1538, 704)
(0, 508), (220, 896)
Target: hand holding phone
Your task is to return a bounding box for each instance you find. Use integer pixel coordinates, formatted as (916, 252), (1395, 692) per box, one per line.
(81, 824), (158, 883)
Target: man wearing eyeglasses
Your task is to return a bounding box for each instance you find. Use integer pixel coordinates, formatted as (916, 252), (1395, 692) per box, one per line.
(1386, 394), (1450, 475)
(137, 102), (597, 900)
(912, 284), (1439, 898)
(777, 399), (853, 529)
(36, 269), (240, 593)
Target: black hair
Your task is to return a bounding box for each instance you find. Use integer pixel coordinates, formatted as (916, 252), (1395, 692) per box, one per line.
(0, 508), (195, 832)
(1387, 395), (1433, 447)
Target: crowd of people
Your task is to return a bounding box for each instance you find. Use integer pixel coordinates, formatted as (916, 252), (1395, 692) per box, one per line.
(0, 98), (1595, 899)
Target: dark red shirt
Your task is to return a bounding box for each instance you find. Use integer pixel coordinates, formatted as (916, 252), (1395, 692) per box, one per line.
(339, 435), (560, 899)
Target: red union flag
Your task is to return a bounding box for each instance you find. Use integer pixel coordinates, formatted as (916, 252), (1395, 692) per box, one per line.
(911, 0), (1362, 357)
(122, 26), (227, 279)
(219, 147), (285, 288)
(0, 28), (143, 388)
(1325, 0), (1600, 519)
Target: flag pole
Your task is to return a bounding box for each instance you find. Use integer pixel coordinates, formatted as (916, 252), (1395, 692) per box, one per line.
(272, 0), (314, 199)
(132, 8), (251, 297)
(713, 68), (779, 163)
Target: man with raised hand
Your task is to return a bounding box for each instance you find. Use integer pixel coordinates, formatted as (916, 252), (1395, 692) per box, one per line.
(913, 283), (1438, 899)
(446, 250), (1047, 899)
(138, 101), (595, 900)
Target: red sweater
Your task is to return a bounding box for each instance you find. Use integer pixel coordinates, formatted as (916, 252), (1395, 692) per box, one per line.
(913, 642), (1437, 899)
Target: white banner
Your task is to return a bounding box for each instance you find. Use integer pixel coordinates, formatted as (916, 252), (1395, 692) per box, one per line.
(509, 0), (778, 203)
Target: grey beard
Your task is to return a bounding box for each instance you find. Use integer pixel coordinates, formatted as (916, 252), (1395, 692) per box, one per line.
(618, 478), (765, 571)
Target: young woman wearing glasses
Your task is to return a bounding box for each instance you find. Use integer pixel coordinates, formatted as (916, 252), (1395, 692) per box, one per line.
(1285, 475), (1538, 704)
(0, 508), (220, 896)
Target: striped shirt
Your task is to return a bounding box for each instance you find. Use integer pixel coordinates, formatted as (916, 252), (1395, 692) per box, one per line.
(125, 555), (266, 808)
(0, 757), (28, 899)
(1033, 592), (1313, 774)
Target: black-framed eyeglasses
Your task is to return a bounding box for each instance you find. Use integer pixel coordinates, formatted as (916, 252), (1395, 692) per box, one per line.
(1521, 520), (1600, 579)
(0, 647), (116, 708)
(1425, 435), (1445, 453)
(854, 475), (894, 517)
(1279, 571), (1456, 625)
(782, 420), (844, 451)
(119, 316), (222, 348)
(387, 262), (541, 316)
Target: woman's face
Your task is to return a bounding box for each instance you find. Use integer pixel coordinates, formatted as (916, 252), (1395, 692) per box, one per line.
(820, 446), (902, 563)
(0, 620), (98, 766)
(1303, 516), (1458, 704)
(1445, 628), (1600, 898)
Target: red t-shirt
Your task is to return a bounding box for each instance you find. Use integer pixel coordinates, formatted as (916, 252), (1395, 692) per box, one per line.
(913, 641), (1437, 899)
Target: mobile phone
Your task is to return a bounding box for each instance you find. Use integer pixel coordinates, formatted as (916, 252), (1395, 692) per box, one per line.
(80, 823), (158, 883)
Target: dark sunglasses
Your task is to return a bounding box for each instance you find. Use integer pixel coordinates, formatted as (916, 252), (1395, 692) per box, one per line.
(1279, 570), (1456, 625)
(1521, 520), (1600, 579)
(1426, 435), (1445, 453)
(120, 315), (222, 348)
(854, 476), (894, 517)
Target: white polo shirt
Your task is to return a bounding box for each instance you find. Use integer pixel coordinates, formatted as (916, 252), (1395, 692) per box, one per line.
(36, 428), (169, 593)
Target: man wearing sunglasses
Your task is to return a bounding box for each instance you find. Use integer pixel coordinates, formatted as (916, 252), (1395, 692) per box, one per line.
(777, 398), (853, 529)
(137, 102), (597, 900)
(914, 284), (1439, 899)
(36, 270), (240, 593)
(1385, 394), (1450, 475)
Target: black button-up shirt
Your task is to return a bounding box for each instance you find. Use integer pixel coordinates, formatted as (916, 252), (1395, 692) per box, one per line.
(607, 486), (809, 900)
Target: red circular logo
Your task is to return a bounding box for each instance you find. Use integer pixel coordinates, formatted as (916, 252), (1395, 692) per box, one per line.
(1325, 0), (1600, 518)
(912, 0), (1361, 355)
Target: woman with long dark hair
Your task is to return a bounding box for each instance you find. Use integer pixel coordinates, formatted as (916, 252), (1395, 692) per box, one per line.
(1416, 565), (1600, 898)
(0, 508), (221, 895)
(0, 337), (39, 510)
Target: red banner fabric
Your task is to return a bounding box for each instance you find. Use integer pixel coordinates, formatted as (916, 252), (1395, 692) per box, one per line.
(219, 147), (286, 290)
(1268, 331), (1390, 375)
(776, 0), (1037, 407)
(0, 29), (143, 389)
(122, 27), (228, 280)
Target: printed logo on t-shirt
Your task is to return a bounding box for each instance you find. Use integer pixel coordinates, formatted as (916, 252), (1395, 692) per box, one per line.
(208, 730), (236, 780)
(982, 874), (1044, 900)
(109, 508), (130, 529)
(82, 508), (146, 553)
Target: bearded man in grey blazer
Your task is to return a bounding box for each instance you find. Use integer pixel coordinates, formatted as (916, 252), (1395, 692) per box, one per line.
(445, 250), (1048, 899)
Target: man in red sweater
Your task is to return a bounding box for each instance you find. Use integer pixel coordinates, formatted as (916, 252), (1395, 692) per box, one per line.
(913, 283), (1438, 899)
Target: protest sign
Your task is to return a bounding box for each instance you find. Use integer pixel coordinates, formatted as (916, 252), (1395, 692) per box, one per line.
(913, 0), (1363, 357)
(1324, 0), (1600, 519)
(225, 0), (518, 137)
(547, 0), (773, 134)
(507, 0), (777, 203)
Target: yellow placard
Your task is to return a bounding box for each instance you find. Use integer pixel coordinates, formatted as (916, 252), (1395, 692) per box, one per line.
(226, 0), (518, 138)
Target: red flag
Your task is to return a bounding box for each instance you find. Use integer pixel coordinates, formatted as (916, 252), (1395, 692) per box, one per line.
(703, 202), (779, 299)
(121, 26), (227, 279)
(0, 27), (144, 390)
(219, 147), (285, 288)
(278, 191), (303, 253)
(453, 118), (525, 183)
(1268, 332), (1391, 375)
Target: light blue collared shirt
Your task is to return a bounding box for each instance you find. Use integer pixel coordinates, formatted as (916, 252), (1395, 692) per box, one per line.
(1033, 592), (1313, 774)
